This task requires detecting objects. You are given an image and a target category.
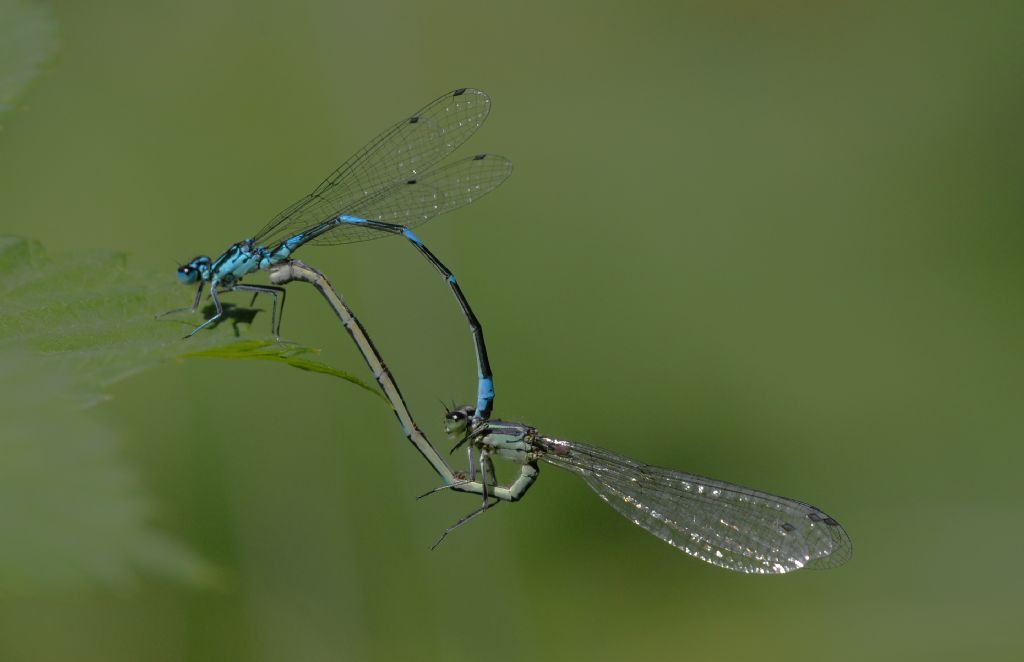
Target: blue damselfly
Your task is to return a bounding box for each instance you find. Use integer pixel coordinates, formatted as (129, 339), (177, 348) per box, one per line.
(164, 88), (509, 419)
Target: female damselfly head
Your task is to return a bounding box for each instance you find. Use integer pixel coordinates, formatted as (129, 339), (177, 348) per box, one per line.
(443, 405), (476, 437)
(177, 256), (212, 284)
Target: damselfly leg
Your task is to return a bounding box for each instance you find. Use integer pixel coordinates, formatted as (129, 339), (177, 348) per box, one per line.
(232, 284), (286, 339)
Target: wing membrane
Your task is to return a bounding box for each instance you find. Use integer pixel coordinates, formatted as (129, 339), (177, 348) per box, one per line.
(296, 154), (513, 246)
(254, 88), (492, 245)
(540, 439), (852, 574)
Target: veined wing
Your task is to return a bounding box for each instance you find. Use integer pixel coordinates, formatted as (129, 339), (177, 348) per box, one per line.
(298, 154), (513, 246)
(254, 88), (492, 245)
(539, 438), (852, 574)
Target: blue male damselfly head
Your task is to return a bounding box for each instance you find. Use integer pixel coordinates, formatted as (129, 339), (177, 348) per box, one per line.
(177, 256), (212, 284)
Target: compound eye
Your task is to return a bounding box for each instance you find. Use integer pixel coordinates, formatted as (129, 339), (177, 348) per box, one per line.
(176, 265), (198, 284)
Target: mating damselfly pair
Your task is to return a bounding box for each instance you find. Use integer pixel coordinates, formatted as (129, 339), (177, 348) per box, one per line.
(167, 89), (852, 574)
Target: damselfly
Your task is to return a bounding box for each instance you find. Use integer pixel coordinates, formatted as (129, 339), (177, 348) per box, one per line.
(436, 406), (852, 574)
(164, 88), (510, 419)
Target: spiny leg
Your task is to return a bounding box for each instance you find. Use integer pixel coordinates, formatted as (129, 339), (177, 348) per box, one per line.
(430, 499), (500, 550)
(416, 479), (474, 500)
(233, 284), (287, 339)
(480, 450), (497, 509)
(449, 461), (540, 504)
(450, 423), (489, 456)
(422, 459), (540, 548)
(157, 281), (205, 320)
(185, 286), (224, 338)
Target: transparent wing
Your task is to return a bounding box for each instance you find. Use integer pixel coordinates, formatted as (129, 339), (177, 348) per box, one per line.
(254, 88), (492, 245)
(539, 438), (852, 574)
(299, 154), (513, 246)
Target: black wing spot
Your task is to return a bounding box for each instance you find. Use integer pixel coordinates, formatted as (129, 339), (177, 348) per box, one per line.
(780, 522), (796, 533)
(407, 179), (417, 185)
(453, 88), (467, 96)
(473, 153), (486, 160)
(807, 513), (823, 522)
(823, 517), (840, 527)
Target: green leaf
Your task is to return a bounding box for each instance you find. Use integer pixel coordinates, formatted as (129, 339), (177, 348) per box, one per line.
(0, 0), (59, 116)
(0, 236), (383, 400)
(0, 237), (384, 593)
(180, 339), (388, 403)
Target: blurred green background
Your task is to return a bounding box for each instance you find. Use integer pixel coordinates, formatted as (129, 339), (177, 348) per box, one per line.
(2, 0), (1023, 660)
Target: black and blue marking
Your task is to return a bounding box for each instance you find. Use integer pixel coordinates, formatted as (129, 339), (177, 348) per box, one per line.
(164, 88), (511, 421)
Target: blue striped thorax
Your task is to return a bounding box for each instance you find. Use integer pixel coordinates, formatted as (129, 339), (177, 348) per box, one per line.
(208, 240), (261, 285)
(178, 240), (283, 288)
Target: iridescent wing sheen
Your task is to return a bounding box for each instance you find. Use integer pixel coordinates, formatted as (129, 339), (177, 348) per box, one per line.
(254, 88), (492, 246)
(540, 439), (852, 574)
